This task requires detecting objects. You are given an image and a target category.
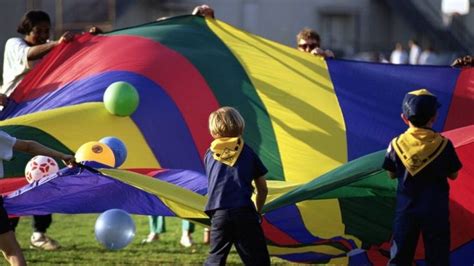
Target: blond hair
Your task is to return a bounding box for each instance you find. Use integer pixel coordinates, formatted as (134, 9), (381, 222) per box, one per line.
(208, 107), (245, 138)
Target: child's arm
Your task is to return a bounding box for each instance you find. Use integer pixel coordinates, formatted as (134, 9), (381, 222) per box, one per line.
(13, 139), (75, 165)
(448, 171), (459, 180)
(27, 32), (73, 60)
(254, 176), (268, 214)
(445, 140), (462, 180)
(386, 171), (397, 179)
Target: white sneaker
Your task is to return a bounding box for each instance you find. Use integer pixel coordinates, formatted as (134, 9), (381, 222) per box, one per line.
(30, 234), (61, 250)
(180, 235), (193, 248)
(141, 233), (159, 244)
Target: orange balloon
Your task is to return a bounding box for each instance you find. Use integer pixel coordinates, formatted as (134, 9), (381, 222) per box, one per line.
(75, 141), (116, 167)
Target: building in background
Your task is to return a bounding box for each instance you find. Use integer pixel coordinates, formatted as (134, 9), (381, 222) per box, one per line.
(0, 0), (473, 75)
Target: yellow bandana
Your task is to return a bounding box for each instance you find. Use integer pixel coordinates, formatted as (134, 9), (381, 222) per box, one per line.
(210, 137), (244, 167)
(391, 127), (448, 176)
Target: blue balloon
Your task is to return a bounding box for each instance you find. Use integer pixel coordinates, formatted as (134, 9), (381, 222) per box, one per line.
(99, 137), (127, 168)
(95, 209), (135, 250)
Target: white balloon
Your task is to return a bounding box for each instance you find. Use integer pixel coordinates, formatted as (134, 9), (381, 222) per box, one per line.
(24, 155), (60, 183)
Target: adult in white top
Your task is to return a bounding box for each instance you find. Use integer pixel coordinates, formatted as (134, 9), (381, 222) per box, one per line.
(0, 130), (74, 266)
(1, 10), (72, 107)
(408, 39), (421, 65)
(390, 42), (409, 64)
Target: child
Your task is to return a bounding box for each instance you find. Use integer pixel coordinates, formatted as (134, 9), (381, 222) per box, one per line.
(0, 196), (24, 266)
(0, 130), (75, 265)
(141, 216), (165, 244)
(1, 10), (74, 250)
(382, 89), (462, 265)
(141, 216), (200, 247)
(204, 107), (270, 266)
(1, 10), (73, 108)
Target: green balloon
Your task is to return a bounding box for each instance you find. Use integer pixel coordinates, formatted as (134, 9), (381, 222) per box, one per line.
(103, 81), (140, 116)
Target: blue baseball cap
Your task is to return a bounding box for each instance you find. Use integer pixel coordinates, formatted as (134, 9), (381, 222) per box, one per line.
(402, 89), (441, 122)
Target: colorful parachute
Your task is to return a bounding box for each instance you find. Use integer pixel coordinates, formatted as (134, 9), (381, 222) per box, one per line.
(1, 15), (473, 264)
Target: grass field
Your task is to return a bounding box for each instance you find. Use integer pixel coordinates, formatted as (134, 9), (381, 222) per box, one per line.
(10, 214), (295, 265)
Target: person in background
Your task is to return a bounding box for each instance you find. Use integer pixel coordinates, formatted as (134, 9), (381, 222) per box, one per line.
(141, 216), (163, 244)
(296, 28), (334, 58)
(146, 5), (216, 246)
(149, 5), (215, 247)
(418, 46), (438, 65)
(382, 89), (462, 265)
(0, 130), (75, 265)
(0, 10), (75, 251)
(189, 4), (214, 245)
(390, 42), (408, 64)
(408, 39), (421, 65)
(141, 216), (203, 247)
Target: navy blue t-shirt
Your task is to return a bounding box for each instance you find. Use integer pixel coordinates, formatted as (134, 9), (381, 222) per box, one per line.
(204, 144), (268, 212)
(382, 139), (462, 215)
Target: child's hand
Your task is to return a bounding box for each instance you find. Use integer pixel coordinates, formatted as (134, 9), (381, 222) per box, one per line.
(311, 48), (334, 58)
(0, 93), (8, 107)
(61, 154), (77, 167)
(58, 31), (73, 44)
(192, 5), (215, 18)
(89, 26), (103, 35)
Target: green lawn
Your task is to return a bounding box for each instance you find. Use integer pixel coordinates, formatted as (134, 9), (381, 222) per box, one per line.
(10, 214), (295, 265)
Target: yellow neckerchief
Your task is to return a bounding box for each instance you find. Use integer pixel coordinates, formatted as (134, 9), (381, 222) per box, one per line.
(210, 137), (244, 167)
(391, 127), (448, 176)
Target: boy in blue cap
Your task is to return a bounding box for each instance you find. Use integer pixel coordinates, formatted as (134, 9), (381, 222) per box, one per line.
(204, 106), (270, 266)
(383, 89), (462, 265)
